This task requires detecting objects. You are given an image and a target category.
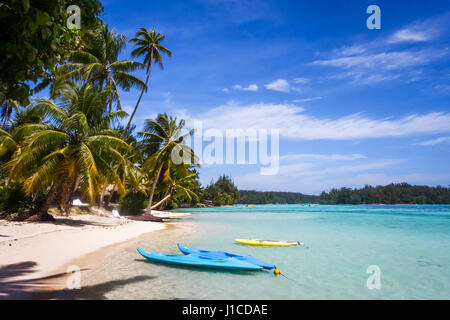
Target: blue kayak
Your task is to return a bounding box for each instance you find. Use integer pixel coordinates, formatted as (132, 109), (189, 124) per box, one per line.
(177, 244), (275, 270)
(137, 248), (262, 271)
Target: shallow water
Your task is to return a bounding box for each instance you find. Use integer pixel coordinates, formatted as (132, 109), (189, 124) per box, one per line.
(76, 205), (450, 299)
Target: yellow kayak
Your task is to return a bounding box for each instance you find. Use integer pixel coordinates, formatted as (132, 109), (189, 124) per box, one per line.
(235, 239), (303, 247)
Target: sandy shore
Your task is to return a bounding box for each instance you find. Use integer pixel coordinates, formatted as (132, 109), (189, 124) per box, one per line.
(0, 214), (168, 299)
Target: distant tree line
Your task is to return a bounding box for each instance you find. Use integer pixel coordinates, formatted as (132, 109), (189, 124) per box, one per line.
(237, 190), (319, 204)
(201, 175), (239, 206)
(235, 183), (450, 205)
(319, 183), (450, 204)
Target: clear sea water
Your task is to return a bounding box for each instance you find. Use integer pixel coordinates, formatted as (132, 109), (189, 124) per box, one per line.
(75, 205), (450, 300)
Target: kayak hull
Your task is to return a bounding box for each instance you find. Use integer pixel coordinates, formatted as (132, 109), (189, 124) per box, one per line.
(235, 239), (301, 246)
(177, 244), (275, 270)
(137, 248), (261, 271)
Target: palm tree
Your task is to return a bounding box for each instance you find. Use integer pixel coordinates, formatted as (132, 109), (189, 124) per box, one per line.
(0, 86), (20, 130)
(5, 84), (131, 219)
(151, 166), (200, 210)
(0, 99), (18, 130)
(0, 103), (47, 166)
(123, 28), (172, 134)
(68, 24), (146, 112)
(139, 113), (195, 217)
(32, 66), (73, 100)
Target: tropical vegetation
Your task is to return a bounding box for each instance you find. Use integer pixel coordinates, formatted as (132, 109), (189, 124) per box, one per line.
(202, 175), (239, 206)
(237, 190), (319, 204)
(1, 2), (448, 223)
(0, 4), (200, 222)
(319, 183), (450, 205)
(238, 184), (450, 205)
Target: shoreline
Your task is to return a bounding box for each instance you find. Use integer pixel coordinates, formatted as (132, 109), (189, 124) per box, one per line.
(33, 223), (185, 300)
(39, 221), (195, 300)
(0, 213), (170, 299)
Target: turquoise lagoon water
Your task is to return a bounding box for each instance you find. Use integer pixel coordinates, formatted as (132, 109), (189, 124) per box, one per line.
(77, 205), (450, 299)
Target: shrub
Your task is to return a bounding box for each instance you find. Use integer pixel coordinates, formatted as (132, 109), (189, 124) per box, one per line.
(0, 185), (34, 221)
(119, 192), (147, 215)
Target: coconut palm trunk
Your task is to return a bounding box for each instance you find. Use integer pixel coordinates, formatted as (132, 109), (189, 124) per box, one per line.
(145, 161), (162, 215)
(31, 184), (58, 221)
(124, 52), (153, 134)
(151, 192), (171, 210)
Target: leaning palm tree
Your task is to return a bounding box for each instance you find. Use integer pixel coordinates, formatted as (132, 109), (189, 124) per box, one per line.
(123, 28), (172, 134)
(68, 24), (146, 112)
(5, 84), (131, 219)
(139, 113), (195, 217)
(152, 167), (200, 210)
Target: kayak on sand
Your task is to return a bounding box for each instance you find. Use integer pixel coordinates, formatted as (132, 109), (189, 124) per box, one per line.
(177, 243), (275, 270)
(137, 248), (262, 271)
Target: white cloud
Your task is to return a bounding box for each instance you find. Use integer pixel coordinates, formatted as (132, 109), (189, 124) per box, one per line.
(309, 14), (450, 86)
(234, 162), (450, 194)
(310, 48), (448, 85)
(434, 84), (450, 95)
(233, 84), (259, 91)
(332, 45), (366, 56)
(163, 92), (172, 106)
(387, 14), (448, 44)
(280, 153), (366, 161)
(234, 159), (402, 194)
(292, 97), (322, 103)
(220, 88), (230, 92)
(293, 77), (310, 84)
(310, 49), (447, 71)
(416, 136), (450, 146)
(264, 79), (290, 92)
(180, 102), (450, 140)
(388, 29), (429, 43)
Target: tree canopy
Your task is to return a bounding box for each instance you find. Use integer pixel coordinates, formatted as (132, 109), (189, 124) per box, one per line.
(0, 0), (103, 105)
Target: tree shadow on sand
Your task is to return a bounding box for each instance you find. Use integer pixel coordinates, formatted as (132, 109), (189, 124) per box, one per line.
(0, 261), (87, 299)
(48, 275), (156, 299)
(50, 217), (116, 227)
(0, 261), (155, 300)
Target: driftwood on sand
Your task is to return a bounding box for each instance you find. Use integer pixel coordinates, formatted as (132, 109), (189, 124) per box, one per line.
(126, 213), (163, 222)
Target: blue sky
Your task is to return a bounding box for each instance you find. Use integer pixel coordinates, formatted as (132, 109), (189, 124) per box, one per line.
(95, 0), (450, 194)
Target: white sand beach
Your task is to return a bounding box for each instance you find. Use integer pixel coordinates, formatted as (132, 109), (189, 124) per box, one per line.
(0, 214), (168, 299)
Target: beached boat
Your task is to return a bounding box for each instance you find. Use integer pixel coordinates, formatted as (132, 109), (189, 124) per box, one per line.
(235, 239), (303, 246)
(137, 248), (262, 271)
(177, 244), (275, 269)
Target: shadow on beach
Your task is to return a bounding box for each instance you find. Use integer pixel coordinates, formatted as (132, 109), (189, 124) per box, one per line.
(50, 217), (118, 228)
(0, 261), (154, 300)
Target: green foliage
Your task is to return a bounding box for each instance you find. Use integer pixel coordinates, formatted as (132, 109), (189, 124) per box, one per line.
(0, 0), (103, 105)
(66, 24), (145, 112)
(202, 175), (239, 206)
(0, 185), (39, 220)
(0, 185), (32, 213)
(319, 183), (450, 204)
(139, 113), (196, 212)
(237, 190), (320, 204)
(119, 192), (147, 215)
(5, 83), (131, 212)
